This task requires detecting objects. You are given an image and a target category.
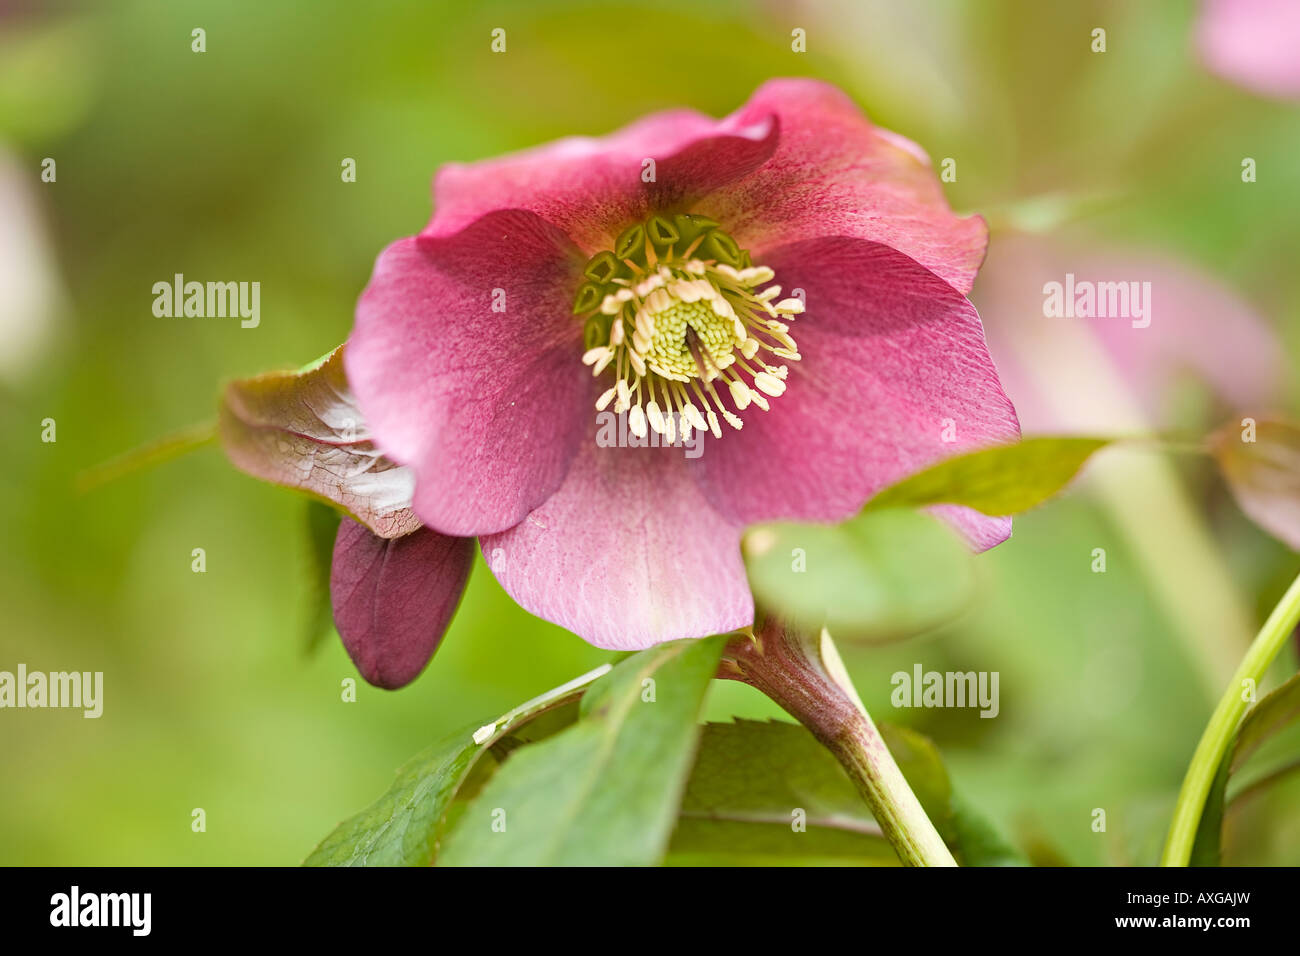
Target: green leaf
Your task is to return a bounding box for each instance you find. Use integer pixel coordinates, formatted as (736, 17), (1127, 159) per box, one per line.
(744, 508), (975, 642)
(945, 789), (1027, 867)
(666, 718), (1023, 867)
(744, 438), (1115, 643)
(1190, 672), (1300, 866)
(303, 499), (342, 654)
(303, 664), (610, 866)
(667, 719), (898, 866)
(1231, 673), (1300, 770)
(1210, 418), (1300, 551)
(1190, 747), (1233, 867)
(438, 636), (725, 866)
(877, 723), (1025, 866)
(219, 345), (421, 539)
(865, 437), (1111, 517)
(875, 723), (1023, 866)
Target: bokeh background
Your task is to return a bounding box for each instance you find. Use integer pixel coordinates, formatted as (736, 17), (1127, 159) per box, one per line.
(3, 0), (1298, 865)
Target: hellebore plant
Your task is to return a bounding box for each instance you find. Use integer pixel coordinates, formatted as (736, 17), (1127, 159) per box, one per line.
(221, 79), (1023, 866)
(344, 77), (1017, 651)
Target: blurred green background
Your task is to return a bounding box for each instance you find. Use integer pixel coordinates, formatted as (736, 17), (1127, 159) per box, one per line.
(2, 0), (1298, 866)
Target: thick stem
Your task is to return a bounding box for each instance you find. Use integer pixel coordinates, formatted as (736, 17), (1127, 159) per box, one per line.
(1160, 568), (1300, 866)
(721, 619), (957, 867)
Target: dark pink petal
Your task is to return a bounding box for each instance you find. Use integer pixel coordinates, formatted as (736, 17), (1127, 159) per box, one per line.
(481, 437), (753, 650)
(427, 108), (779, 254)
(694, 236), (1019, 550)
(703, 78), (989, 294)
(346, 211), (591, 537)
(330, 520), (474, 689)
(1197, 0), (1300, 100)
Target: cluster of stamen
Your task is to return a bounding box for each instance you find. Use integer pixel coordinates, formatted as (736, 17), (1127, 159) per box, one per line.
(575, 213), (803, 441)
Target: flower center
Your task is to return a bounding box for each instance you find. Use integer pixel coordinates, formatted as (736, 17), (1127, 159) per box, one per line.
(573, 213), (803, 441)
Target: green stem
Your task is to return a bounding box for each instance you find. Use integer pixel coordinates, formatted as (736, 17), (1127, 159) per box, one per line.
(721, 620), (956, 867)
(75, 419), (217, 493)
(1161, 568), (1300, 866)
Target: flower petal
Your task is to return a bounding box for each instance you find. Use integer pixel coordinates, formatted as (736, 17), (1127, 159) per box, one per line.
(704, 78), (988, 294)
(928, 506), (1013, 552)
(330, 520), (475, 689)
(346, 211), (592, 536)
(428, 108), (779, 254)
(694, 236), (1019, 550)
(481, 435), (753, 650)
(219, 346), (420, 539)
(1197, 0), (1300, 100)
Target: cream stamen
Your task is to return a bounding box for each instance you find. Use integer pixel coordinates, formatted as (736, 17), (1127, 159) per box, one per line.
(574, 214), (803, 440)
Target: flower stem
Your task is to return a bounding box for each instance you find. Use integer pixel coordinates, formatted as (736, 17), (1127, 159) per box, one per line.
(721, 619), (957, 867)
(1160, 567), (1300, 866)
(76, 419), (218, 493)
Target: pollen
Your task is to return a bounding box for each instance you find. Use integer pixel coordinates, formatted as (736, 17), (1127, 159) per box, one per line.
(574, 213), (803, 441)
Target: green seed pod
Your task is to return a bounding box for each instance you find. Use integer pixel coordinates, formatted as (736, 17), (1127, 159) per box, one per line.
(646, 215), (681, 248)
(572, 282), (603, 315)
(614, 223), (645, 260)
(583, 251), (620, 284)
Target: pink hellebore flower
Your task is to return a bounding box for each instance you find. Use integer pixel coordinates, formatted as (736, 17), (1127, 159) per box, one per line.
(342, 78), (1019, 659)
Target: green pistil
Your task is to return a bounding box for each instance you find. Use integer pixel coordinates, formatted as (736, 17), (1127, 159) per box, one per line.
(576, 210), (804, 439)
(649, 299), (733, 380)
(573, 213), (750, 320)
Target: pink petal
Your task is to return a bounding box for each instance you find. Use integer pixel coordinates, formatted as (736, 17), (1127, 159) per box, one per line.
(929, 506), (1013, 552)
(1197, 0), (1300, 99)
(428, 108), (779, 254)
(330, 520), (475, 689)
(481, 436), (753, 650)
(346, 211), (592, 537)
(703, 78), (988, 294)
(694, 236), (1019, 550)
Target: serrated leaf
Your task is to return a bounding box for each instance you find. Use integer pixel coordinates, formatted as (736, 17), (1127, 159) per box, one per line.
(303, 664), (610, 866)
(667, 719), (897, 866)
(219, 346), (420, 539)
(878, 722), (1023, 866)
(1190, 672), (1300, 866)
(865, 437), (1111, 516)
(667, 718), (1023, 867)
(1211, 418), (1300, 550)
(438, 636), (725, 866)
(744, 509), (976, 642)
